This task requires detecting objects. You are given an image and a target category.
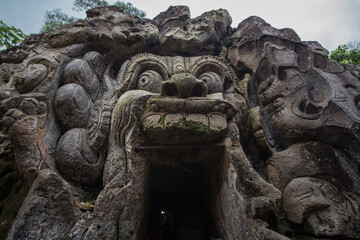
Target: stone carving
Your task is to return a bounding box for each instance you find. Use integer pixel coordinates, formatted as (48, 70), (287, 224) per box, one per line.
(155, 6), (232, 55)
(231, 16), (360, 239)
(0, 5), (359, 240)
(54, 83), (93, 129)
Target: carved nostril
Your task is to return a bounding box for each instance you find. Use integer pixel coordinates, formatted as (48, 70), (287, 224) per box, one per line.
(161, 73), (208, 98)
(162, 82), (178, 97)
(190, 82), (207, 97)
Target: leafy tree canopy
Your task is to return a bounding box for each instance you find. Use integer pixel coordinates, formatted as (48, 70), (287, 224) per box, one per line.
(73, 0), (108, 12)
(41, 0), (146, 33)
(113, 1), (146, 18)
(40, 8), (77, 33)
(329, 44), (360, 66)
(0, 20), (26, 49)
(74, 0), (146, 18)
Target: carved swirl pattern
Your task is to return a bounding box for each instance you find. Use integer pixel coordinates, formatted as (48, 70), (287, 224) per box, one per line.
(199, 72), (223, 94)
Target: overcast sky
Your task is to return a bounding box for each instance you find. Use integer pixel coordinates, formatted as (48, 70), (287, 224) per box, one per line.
(1, 0), (359, 51)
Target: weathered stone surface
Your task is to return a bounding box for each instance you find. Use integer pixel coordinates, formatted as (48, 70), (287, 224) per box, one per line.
(6, 169), (81, 240)
(0, 5), (359, 240)
(7, 116), (47, 185)
(228, 16), (300, 73)
(284, 177), (360, 238)
(153, 5), (190, 26)
(56, 128), (103, 185)
(1, 48), (64, 96)
(85, 6), (159, 55)
(48, 22), (99, 48)
(63, 59), (100, 100)
(54, 83), (93, 129)
(156, 7), (232, 55)
(82, 51), (105, 79)
(13, 64), (47, 93)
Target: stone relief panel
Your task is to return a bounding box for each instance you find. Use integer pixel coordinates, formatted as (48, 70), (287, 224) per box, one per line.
(231, 16), (360, 239)
(0, 5), (359, 240)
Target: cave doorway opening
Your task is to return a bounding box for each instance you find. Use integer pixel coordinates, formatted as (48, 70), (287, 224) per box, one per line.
(146, 165), (217, 240)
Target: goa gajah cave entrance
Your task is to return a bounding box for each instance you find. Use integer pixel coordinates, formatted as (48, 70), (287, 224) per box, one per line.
(147, 166), (213, 240)
(145, 148), (223, 240)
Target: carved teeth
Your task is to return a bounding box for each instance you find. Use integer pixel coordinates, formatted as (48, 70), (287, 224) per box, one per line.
(146, 98), (237, 119)
(142, 112), (228, 145)
(219, 103), (226, 113)
(150, 103), (159, 112)
(144, 114), (161, 125)
(208, 114), (227, 131)
(212, 104), (219, 112)
(185, 113), (208, 125)
(164, 113), (183, 125)
(144, 113), (228, 131)
(163, 113), (209, 126)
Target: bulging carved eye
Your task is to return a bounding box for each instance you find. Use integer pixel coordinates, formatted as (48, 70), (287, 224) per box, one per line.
(198, 72), (223, 94)
(137, 70), (163, 93)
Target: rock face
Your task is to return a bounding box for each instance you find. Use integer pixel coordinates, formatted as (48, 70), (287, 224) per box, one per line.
(1, 5), (360, 240)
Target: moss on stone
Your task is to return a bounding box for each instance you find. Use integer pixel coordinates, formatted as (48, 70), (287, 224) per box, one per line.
(158, 114), (166, 125)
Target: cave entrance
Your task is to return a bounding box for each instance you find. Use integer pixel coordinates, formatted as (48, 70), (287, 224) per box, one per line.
(147, 165), (216, 240)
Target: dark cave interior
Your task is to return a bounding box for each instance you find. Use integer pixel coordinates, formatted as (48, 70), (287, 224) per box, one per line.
(147, 165), (216, 240)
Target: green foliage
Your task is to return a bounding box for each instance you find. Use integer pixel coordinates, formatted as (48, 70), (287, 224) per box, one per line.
(74, 0), (146, 18)
(41, 1), (146, 33)
(114, 1), (146, 18)
(73, 0), (108, 12)
(40, 9), (77, 33)
(40, 8), (77, 33)
(329, 44), (360, 66)
(0, 20), (26, 49)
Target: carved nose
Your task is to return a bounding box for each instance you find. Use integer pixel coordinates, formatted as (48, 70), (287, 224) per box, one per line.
(161, 73), (207, 98)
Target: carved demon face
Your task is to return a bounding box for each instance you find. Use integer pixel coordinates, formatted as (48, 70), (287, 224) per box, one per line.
(113, 53), (240, 145)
